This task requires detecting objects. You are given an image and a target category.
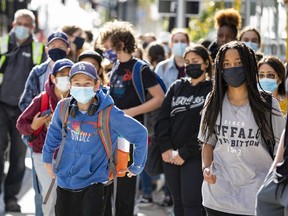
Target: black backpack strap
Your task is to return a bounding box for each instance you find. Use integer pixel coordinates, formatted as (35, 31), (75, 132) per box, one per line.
(261, 93), (275, 159)
(173, 78), (186, 98)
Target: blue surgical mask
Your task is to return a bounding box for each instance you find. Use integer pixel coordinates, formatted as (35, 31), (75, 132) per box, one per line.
(14, 26), (30, 40)
(70, 86), (95, 104)
(172, 43), (187, 57)
(243, 41), (259, 51)
(222, 66), (246, 87)
(163, 45), (170, 55)
(258, 78), (278, 93)
(103, 49), (117, 63)
(48, 48), (67, 62)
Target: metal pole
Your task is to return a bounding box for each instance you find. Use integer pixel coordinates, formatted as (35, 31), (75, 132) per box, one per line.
(245, 0), (251, 26)
(176, 0), (185, 28)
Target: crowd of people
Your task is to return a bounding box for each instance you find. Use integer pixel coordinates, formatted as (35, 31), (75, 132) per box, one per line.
(0, 6), (287, 216)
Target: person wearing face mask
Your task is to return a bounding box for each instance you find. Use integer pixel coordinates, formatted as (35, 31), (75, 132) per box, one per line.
(99, 20), (165, 216)
(155, 45), (212, 216)
(239, 26), (261, 51)
(155, 28), (190, 89)
(16, 58), (73, 216)
(258, 56), (287, 116)
(0, 9), (47, 213)
(19, 31), (70, 111)
(61, 25), (86, 62)
(208, 8), (241, 61)
(41, 62), (147, 216)
(198, 41), (285, 216)
(18, 31), (69, 215)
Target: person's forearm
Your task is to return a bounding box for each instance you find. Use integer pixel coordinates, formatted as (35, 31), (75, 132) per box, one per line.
(202, 143), (214, 170)
(270, 130), (285, 171)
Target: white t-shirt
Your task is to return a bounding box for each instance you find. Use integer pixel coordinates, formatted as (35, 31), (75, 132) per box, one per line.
(198, 93), (285, 215)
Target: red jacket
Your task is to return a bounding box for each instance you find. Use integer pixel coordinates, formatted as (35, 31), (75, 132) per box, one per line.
(17, 77), (60, 153)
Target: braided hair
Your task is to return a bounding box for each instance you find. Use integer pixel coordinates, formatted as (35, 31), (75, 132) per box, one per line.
(201, 41), (274, 144)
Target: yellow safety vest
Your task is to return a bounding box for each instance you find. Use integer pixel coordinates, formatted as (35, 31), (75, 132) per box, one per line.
(0, 35), (44, 84)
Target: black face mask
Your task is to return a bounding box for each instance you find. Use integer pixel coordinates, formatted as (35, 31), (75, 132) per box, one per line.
(185, 64), (204, 79)
(48, 48), (67, 62)
(73, 36), (85, 49)
(222, 66), (246, 87)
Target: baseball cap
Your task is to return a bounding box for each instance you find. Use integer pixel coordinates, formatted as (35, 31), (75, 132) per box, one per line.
(69, 62), (98, 81)
(77, 50), (103, 67)
(52, 58), (74, 76)
(47, 31), (69, 46)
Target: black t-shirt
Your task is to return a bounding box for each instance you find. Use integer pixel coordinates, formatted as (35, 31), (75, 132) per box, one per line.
(110, 58), (158, 122)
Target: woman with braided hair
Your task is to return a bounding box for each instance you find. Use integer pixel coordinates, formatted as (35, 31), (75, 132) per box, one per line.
(198, 41), (285, 215)
(208, 8), (242, 60)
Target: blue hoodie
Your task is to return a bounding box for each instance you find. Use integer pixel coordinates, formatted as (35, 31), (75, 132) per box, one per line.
(42, 89), (148, 190)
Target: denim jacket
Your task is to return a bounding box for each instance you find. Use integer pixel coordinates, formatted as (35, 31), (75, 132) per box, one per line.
(154, 57), (179, 90)
(19, 59), (51, 111)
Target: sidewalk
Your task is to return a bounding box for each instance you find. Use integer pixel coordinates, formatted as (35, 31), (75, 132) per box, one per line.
(0, 158), (172, 216)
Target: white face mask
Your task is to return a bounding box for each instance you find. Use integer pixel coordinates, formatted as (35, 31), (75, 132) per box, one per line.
(55, 76), (70, 92)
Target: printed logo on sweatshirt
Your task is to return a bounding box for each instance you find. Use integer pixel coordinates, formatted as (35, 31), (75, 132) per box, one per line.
(170, 95), (205, 116)
(68, 121), (98, 142)
(22, 51), (31, 58)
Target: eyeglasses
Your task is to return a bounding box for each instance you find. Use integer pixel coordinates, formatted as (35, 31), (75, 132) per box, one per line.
(258, 73), (278, 79)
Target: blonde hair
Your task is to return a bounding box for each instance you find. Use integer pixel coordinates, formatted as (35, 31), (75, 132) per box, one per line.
(14, 9), (35, 24)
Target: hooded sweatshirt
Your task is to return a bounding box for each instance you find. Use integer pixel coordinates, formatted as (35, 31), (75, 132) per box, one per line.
(42, 89), (148, 190)
(16, 77), (59, 153)
(155, 78), (212, 161)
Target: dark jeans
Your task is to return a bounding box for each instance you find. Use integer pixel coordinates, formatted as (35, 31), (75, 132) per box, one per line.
(0, 102), (27, 203)
(205, 207), (253, 216)
(163, 157), (204, 216)
(104, 175), (137, 216)
(105, 145), (137, 216)
(56, 184), (107, 216)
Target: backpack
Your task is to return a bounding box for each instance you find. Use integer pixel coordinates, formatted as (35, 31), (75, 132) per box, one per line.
(132, 60), (166, 136)
(58, 98), (129, 182)
(27, 91), (49, 145)
(43, 98), (129, 214)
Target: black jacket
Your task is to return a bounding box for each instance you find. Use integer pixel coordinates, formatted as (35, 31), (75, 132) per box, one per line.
(155, 78), (212, 161)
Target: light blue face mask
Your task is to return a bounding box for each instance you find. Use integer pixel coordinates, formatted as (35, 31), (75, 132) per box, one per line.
(70, 86), (95, 104)
(258, 78), (278, 93)
(172, 43), (187, 57)
(14, 26), (30, 40)
(243, 41), (259, 51)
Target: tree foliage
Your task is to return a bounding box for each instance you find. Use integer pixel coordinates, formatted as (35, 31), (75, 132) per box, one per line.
(189, 1), (225, 43)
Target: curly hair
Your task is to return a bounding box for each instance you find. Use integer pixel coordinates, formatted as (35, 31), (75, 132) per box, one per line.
(202, 41), (274, 144)
(258, 56), (286, 97)
(214, 8), (242, 38)
(98, 20), (137, 54)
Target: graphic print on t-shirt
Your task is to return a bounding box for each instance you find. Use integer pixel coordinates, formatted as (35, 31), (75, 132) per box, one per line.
(110, 69), (132, 99)
(215, 119), (261, 156)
